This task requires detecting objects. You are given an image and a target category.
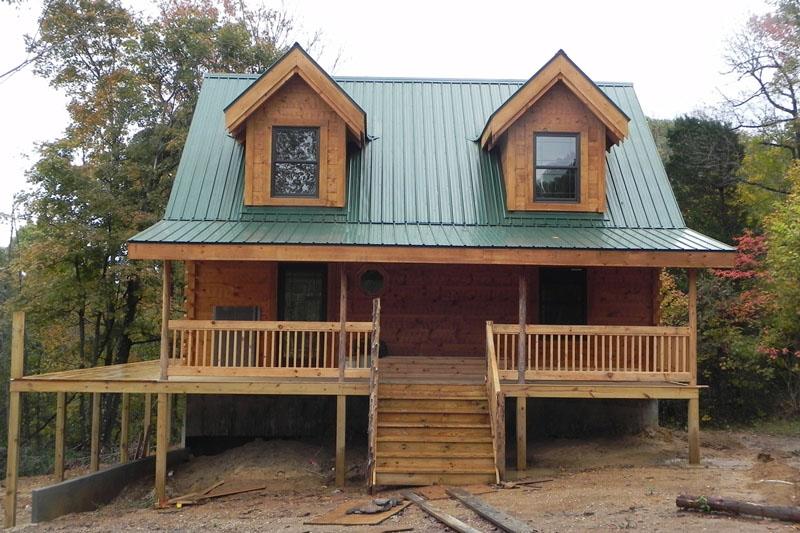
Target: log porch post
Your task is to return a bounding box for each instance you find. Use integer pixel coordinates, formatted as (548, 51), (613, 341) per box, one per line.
(687, 268), (700, 464)
(4, 312), (25, 528)
(55, 392), (66, 480)
(516, 271), (528, 471)
(160, 260), (172, 381)
(338, 265), (347, 382)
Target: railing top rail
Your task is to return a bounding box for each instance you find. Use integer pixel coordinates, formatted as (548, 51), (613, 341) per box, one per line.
(168, 319), (373, 332)
(491, 324), (691, 336)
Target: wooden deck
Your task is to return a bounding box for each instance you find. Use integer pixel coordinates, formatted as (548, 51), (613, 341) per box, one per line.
(11, 360), (369, 395)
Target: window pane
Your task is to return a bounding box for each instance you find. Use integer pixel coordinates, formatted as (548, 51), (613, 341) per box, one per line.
(536, 135), (577, 167)
(272, 162), (318, 196)
(274, 128), (318, 162)
(536, 168), (577, 200)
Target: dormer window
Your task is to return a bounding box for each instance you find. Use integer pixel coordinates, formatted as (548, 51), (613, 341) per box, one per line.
(534, 133), (579, 202)
(271, 126), (320, 197)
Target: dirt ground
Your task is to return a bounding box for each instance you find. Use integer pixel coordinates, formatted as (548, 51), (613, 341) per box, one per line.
(5, 428), (800, 532)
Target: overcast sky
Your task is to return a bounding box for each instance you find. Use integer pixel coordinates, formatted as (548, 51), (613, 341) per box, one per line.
(0, 0), (768, 243)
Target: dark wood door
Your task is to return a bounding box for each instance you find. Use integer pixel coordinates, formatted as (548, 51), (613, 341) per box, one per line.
(539, 268), (587, 325)
(278, 263), (327, 321)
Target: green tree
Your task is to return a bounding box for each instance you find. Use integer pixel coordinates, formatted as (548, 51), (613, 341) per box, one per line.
(665, 116), (745, 243)
(2, 0), (312, 468)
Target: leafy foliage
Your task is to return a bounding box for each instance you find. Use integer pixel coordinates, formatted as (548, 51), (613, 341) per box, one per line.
(1, 0), (311, 473)
(665, 116), (745, 243)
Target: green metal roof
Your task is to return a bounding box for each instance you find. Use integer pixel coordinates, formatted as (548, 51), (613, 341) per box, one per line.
(130, 73), (733, 253)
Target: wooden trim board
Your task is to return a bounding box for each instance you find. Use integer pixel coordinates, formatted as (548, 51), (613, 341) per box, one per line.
(128, 242), (735, 268)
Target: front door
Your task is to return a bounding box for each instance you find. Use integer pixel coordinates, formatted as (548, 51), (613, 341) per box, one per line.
(278, 263), (327, 321)
(539, 267), (587, 325)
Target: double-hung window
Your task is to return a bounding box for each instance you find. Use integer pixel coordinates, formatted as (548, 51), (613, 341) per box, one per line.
(534, 133), (579, 202)
(271, 126), (320, 197)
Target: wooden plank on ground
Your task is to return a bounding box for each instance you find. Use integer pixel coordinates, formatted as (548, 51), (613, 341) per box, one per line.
(305, 499), (411, 526)
(446, 486), (534, 533)
(402, 491), (483, 533)
(415, 484), (495, 501)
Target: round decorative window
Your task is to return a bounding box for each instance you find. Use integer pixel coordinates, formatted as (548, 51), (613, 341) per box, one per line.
(359, 269), (385, 296)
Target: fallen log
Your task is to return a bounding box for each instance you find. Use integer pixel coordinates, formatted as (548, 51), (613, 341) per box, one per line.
(676, 495), (800, 523)
(402, 491), (483, 533)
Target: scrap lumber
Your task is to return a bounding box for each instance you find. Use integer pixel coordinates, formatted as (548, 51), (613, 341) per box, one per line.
(306, 499), (410, 526)
(676, 495), (800, 523)
(446, 487), (534, 533)
(402, 491), (483, 533)
(168, 480), (267, 507)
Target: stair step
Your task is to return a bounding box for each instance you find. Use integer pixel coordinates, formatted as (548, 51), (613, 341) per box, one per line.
(378, 422), (490, 429)
(377, 458), (496, 471)
(375, 471), (497, 486)
(379, 406), (488, 414)
(377, 441), (494, 454)
(379, 399), (488, 412)
(377, 434), (493, 443)
(376, 451), (494, 459)
(375, 466), (497, 475)
(379, 412), (489, 425)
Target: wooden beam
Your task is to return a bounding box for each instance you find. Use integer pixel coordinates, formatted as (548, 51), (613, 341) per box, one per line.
(403, 491), (483, 533)
(338, 266), (347, 382)
(516, 397), (527, 472)
(12, 378), (370, 396)
(55, 392), (66, 481)
(335, 394), (346, 487)
(160, 260), (172, 381)
(4, 311), (24, 528)
(445, 486), (534, 533)
(90, 392), (101, 472)
(120, 392), (130, 463)
(517, 270), (527, 384)
(503, 383), (701, 400)
(127, 242), (737, 269)
(688, 397), (700, 464)
(155, 392), (169, 506)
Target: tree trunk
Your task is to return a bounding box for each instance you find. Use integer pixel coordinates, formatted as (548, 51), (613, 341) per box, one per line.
(676, 495), (800, 523)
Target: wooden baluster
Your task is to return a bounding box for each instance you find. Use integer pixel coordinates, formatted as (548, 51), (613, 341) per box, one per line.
(527, 334), (531, 372)
(534, 334), (539, 371)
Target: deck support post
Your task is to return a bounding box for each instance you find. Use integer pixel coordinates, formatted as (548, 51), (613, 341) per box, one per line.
(338, 266), (347, 382)
(120, 392), (130, 463)
(55, 392), (66, 480)
(687, 268), (699, 464)
(4, 311), (25, 528)
(160, 260), (172, 381)
(155, 392), (169, 506)
(335, 394), (346, 487)
(517, 271), (527, 384)
(516, 397), (526, 471)
(90, 392), (101, 471)
(143, 393), (152, 456)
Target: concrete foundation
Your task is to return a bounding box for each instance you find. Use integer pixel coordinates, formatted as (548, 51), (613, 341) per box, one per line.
(31, 448), (189, 523)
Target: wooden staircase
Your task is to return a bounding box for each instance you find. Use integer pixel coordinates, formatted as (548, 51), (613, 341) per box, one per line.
(372, 357), (499, 486)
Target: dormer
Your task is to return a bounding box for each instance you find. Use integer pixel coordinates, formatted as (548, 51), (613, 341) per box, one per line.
(224, 44), (366, 207)
(481, 51), (629, 213)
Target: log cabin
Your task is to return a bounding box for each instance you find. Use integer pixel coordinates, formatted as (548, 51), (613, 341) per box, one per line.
(4, 44), (735, 524)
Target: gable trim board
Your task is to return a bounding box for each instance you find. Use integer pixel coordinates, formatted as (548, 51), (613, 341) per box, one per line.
(224, 43), (366, 144)
(480, 51), (630, 150)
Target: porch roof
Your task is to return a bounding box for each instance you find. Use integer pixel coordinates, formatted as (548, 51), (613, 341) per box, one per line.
(128, 72), (735, 261)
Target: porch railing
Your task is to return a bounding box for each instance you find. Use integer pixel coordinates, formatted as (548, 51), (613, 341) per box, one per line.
(167, 320), (373, 378)
(490, 324), (694, 382)
(485, 321), (505, 481)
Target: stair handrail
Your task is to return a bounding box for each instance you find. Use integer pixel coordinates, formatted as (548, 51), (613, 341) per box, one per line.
(366, 298), (381, 489)
(485, 321), (505, 482)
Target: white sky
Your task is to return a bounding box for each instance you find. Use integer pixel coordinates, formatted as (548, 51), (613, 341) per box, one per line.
(0, 0), (767, 243)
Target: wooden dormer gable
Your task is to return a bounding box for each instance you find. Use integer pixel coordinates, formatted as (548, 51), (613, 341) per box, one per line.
(224, 44), (366, 207)
(482, 51), (630, 213)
